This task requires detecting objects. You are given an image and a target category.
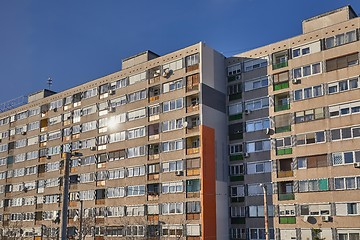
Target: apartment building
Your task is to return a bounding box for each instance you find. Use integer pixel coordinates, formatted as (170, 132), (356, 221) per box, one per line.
(1, 5), (360, 240)
(0, 44), (229, 239)
(227, 5), (360, 240)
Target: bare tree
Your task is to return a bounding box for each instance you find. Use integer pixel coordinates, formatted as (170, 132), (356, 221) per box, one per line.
(0, 221), (24, 240)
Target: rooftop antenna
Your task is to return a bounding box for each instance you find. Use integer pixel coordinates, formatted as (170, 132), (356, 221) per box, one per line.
(47, 77), (53, 90)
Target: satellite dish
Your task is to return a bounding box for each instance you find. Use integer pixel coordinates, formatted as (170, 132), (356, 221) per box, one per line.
(183, 121), (188, 128)
(73, 215), (78, 222)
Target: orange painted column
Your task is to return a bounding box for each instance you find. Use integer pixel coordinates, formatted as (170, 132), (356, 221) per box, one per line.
(200, 125), (217, 239)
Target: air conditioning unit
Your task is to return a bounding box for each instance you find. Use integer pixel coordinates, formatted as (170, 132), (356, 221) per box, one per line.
(303, 215), (310, 222)
(322, 216), (331, 222)
(265, 128), (272, 135)
(354, 162), (360, 168)
(162, 68), (171, 77)
(292, 78), (300, 84)
(153, 69), (161, 77)
(90, 146), (97, 151)
(21, 131), (27, 135)
(175, 170), (183, 176)
(108, 89), (115, 95)
(244, 109), (251, 115)
(108, 107), (116, 113)
(53, 107), (58, 112)
(46, 155), (51, 159)
(244, 152), (250, 158)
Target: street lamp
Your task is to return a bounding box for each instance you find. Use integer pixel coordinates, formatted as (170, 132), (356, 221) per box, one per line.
(60, 152), (83, 240)
(260, 183), (269, 240)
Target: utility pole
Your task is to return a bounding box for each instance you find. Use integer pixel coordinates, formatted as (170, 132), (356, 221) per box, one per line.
(260, 183), (269, 240)
(79, 200), (83, 240)
(61, 152), (71, 240)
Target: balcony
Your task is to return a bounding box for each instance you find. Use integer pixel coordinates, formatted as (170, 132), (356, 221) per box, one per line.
(186, 63), (199, 72)
(230, 154), (243, 161)
(279, 216), (296, 224)
(230, 175), (244, 182)
(272, 50), (289, 70)
(187, 147), (200, 155)
(228, 113), (242, 121)
(272, 61), (288, 70)
(229, 93), (242, 101)
(95, 199), (105, 205)
(187, 104), (199, 113)
(186, 125), (199, 134)
(277, 170), (294, 178)
(278, 193), (295, 201)
(275, 125), (291, 133)
(147, 173), (160, 181)
(273, 81), (289, 91)
(148, 134), (159, 141)
(275, 103), (290, 112)
(276, 148), (292, 156)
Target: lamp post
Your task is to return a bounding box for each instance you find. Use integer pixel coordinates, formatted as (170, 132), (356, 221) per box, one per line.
(260, 183), (269, 240)
(60, 152), (82, 240)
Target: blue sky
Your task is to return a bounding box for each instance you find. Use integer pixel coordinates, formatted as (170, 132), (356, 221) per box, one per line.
(0, 0), (359, 104)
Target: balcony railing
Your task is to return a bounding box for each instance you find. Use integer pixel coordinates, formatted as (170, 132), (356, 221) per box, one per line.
(275, 103), (290, 112)
(228, 113), (242, 121)
(273, 81), (289, 91)
(230, 154), (243, 161)
(272, 61), (288, 70)
(186, 147), (200, 155)
(278, 193), (295, 201)
(186, 104), (199, 113)
(229, 93), (242, 101)
(276, 148), (292, 156)
(275, 125), (291, 133)
(277, 170), (294, 178)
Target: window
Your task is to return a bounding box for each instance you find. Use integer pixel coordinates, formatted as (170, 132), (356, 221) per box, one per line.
(246, 118), (270, 132)
(229, 143), (243, 155)
(228, 63), (241, 76)
(244, 57), (268, 72)
(334, 176), (360, 190)
(329, 100), (360, 118)
(326, 52), (359, 72)
(230, 164), (244, 176)
(15, 139), (27, 148)
(163, 79), (183, 93)
(325, 30), (358, 49)
(162, 160), (183, 172)
(249, 205), (275, 217)
(229, 102), (243, 116)
(336, 202), (360, 216)
(331, 125), (360, 141)
(231, 228), (246, 239)
(186, 224), (201, 237)
(107, 206), (125, 217)
(186, 201), (201, 213)
(332, 150), (360, 165)
(109, 131), (126, 143)
(297, 154), (327, 169)
(28, 121), (40, 130)
(296, 131), (326, 145)
(28, 107), (40, 117)
(292, 41), (321, 58)
(231, 206), (246, 217)
(245, 97), (269, 111)
(162, 181), (183, 194)
(126, 225), (145, 237)
(245, 76), (268, 91)
(295, 107), (324, 123)
(162, 98), (183, 112)
(127, 108), (146, 121)
(127, 165), (145, 177)
(186, 179), (200, 192)
(128, 126), (146, 139)
(163, 59), (183, 72)
(162, 225), (183, 238)
(246, 139), (271, 153)
(127, 185), (145, 196)
(80, 172), (95, 183)
(162, 118), (183, 132)
(292, 62), (322, 78)
(299, 178), (329, 192)
(247, 161), (271, 174)
(162, 202), (183, 215)
(107, 187), (125, 198)
(247, 183), (272, 196)
(82, 121), (96, 132)
(162, 139), (183, 152)
(300, 203), (331, 215)
(111, 78), (127, 90)
(129, 72), (146, 85)
(127, 146), (146, 158)
(108, 168), (125, 180)
(249, 229), (275, 240)
(127, 89), (147, 103)
(48, 115), (62, 126)
(110, 95), (127, 108)
(294, 85), (323, 101)
(328, 77), (359, 94)
(228, 83), (242, 95)
(83, 87), (98, 99)
(48, 130), (61, 141)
